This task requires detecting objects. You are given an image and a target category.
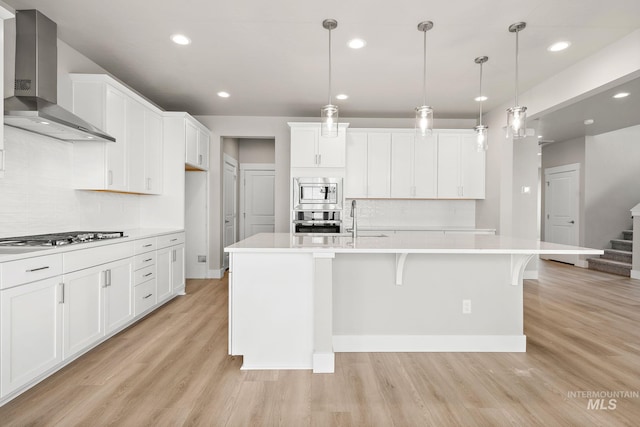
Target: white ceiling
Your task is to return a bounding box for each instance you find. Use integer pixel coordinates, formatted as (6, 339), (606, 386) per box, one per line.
(4, 0), (640, 139)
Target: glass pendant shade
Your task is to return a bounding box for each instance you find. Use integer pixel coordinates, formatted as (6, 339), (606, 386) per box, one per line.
(474, 125), (488, 151)
(415, 105), (433, 136)
(506, 106), (527, 139)
(321, 104), (339, 138)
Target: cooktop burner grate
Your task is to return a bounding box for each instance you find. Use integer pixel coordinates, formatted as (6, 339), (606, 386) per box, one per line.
(0, 231), (125, 247)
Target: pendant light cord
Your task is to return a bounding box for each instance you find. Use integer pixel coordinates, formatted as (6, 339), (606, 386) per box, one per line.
(422, 28), (427, 106)
(515, 29), (519, 107)
(479, 61), (484, 126)
(328, 26), (333, 106)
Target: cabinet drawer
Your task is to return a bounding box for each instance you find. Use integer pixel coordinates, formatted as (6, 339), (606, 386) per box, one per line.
(1, 254), (63, 289)
(157, 232), (185, 249)
(63, 242), (134, 273)
(134, 265), (155, 286)
(134, 252), (156, 271)
(133, 237), (156, 254)
(134, 279), (157, 316)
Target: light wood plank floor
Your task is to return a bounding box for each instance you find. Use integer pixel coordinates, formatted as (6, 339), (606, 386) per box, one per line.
(1, 260), (640, 426)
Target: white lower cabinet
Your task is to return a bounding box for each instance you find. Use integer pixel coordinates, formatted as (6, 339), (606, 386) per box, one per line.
(1, 277), (63, 397)
(61, 257), (133, 360)
(157, 244), (185, 298)
(0, 232), (182, 404)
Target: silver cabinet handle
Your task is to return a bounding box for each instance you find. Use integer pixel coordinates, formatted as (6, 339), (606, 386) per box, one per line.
(26, 266), (49, 273)
(59, 283), (65, 304)
(143, 272), (153, 277)
(198, 154), (203, 165)
(108, 170), (113, 186)
(146, 178), (151, 190)
(143, 293), (153, 299)
(172, 249), (176, 262)
(318, 154), (321, 165)
(104, 269), (112, 287)
(143, 258), (153, 262)
(170, 238), (178, 242)
(143, 243), (153, 247)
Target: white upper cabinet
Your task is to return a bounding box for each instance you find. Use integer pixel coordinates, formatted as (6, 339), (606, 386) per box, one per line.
(184, 116), (210, 171)
(70, 74), (164, 194)
(437, 131), (485, 199)
(289, 123), (347, 168)
(345, 131), (391, 198)
(347, 129), (483, 200)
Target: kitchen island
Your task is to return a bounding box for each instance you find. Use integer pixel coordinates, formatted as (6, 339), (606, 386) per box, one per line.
(225, 233), (602, 373)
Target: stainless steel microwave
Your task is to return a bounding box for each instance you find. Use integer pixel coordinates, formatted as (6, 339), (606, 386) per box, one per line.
(293, 177), (342, 210)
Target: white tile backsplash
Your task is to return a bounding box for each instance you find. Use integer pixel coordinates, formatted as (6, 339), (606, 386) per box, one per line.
(0, 127), (140, 237)
(346, 198), (476, 228)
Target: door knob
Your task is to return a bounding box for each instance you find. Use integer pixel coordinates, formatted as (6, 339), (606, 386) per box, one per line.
(568, 220), (575, 224)
(225, 220), (230, 224)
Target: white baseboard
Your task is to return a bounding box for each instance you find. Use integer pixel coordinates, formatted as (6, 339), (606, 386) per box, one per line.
(575, 260), (589, 268)
(523, 270), (538, 280)
(333, 334), (526, 352)
(208, 268), (226, 279)
(313, 352), (335, 373)
(631, 270), (640, 280)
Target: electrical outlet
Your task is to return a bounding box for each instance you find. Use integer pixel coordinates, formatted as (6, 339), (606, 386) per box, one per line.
(197, 255), (206, 263)
(462, 299), (472, 314)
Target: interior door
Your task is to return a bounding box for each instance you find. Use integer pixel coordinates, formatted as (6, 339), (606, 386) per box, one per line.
(243, 169), (275, 239)
(223, 160), (238, 269)
(544, 165), (579, 264)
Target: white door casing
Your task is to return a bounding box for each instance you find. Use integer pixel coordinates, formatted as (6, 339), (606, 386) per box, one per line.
(223, 156), (238, 269)
(544, 163), (580, 264)
(240, 165), (276, 240)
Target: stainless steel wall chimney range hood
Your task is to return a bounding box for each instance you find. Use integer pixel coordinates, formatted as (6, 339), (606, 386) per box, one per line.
(3, 10), (115, 143)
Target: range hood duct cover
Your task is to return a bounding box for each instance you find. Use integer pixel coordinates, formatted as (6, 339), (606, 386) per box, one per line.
(3, 10), (115, 143)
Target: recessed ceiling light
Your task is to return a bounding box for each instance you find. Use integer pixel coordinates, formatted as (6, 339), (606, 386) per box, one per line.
(217, 91), (230, 98)
(170, 34), (191, 45)
(474, 96), (488, 102)
(336, 94), (348, 100)
(347, 38), (366, 49)
(613, 92), (630, 99)
(547, 41), (570, 52)
(584, 119), (595, 125)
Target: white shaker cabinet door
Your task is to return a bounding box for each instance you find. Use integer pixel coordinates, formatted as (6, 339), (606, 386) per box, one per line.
(62, 265), (105, 360)
(126, 98), (146, 193)
(317, 128), (346, 167)
(1, 277), (63, 397)
(103, 258), (134, 335)
(345, 132), (368, 198)
(144, 110), (163, 194)
(460, 133), (485, 198)
(185, 120), (199, 167)
(367, 133), (391, 198)
(105, 86), (128, 191)
(197, 129), (210, 170)
(391, 133), (413, 198)
(156, 247), (173, 303)
(290, 127), (318, 168)
(414, 133), (438, 198)
(437, 133), (461, 198)
(172, 244), (185, 294)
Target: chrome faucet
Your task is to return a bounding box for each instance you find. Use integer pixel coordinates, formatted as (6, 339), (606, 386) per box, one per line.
(350, 199), (357, 239)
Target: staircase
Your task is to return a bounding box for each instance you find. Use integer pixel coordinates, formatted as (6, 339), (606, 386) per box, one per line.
(587, 229), (633, 276)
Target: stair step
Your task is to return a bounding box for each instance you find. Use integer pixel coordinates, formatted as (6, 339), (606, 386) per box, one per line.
(603, 249), (632, 263)
(611, 239), (632, 251)
(622, 230), (633, 240)
(587, 257), (631, 277)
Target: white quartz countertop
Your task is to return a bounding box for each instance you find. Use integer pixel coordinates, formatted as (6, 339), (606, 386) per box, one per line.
(225, 233), (603, 255)
(0, 228), (184, 262)
(356, 226), (496, 232)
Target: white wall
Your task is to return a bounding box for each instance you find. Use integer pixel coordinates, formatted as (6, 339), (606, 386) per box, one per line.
(239, 138), (275, 164)
(584, 125), (640, 250)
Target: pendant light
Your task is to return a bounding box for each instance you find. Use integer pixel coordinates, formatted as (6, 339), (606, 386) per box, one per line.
(320, 19), (338, 138)
(415, 21), (434, 136)
(474, 56), (489, 151)
(506, 22), (527, 139)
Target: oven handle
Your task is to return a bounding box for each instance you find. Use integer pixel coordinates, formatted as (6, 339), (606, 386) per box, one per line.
(292, 220), (341, 225)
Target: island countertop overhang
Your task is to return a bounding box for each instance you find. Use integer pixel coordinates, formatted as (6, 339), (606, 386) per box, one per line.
(225, 232), (604, 256)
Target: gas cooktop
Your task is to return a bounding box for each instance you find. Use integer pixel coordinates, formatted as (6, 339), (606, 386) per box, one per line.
(0, 231), (126, 247)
